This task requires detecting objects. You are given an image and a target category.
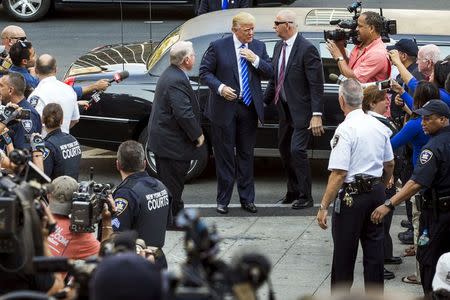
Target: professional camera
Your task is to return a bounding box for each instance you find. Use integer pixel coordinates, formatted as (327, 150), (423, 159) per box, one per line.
(324, 0), (397, 44)
(0, 105), (30, 123)
(70, 180), (114, 233)
(168, 209), (274, 300)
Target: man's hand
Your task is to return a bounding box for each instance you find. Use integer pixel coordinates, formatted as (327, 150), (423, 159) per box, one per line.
(390, 79), (405, 94)
(308, 116), (324, 137)
(316, 209), (328, 230)
(370, 204), (390, 224)
(102, 194), (117, 220)
(239, 48), (257, 64)
(326, 39), (344, 60)
(93, 79), (111, 92)
(78, 100), (90, 110)
(389, 50), (402, 67)
(196, 134), (205, 147)
(394, 94), (404, 107)
(221, 86), (238, 101)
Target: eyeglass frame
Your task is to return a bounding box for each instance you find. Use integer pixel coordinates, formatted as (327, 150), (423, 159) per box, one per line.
(274, 21), (293, 26)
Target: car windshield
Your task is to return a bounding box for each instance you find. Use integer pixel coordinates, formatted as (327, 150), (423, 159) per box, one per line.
(146, 27), (180, 72)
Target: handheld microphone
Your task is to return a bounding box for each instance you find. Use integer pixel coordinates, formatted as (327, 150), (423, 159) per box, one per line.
(88, 70), (129, 106)
(329, 73), (391, 90)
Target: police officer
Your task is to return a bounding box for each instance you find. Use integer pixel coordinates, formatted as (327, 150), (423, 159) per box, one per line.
(316, 79), (395, 293)
(111, 140), (170, 269)
(0, 72), (41, 150)
(42, 103), (81, 180)
(372, 99), (450, 297)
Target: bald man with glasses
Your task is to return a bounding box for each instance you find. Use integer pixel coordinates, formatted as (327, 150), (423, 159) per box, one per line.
(1, 25), (27, 73)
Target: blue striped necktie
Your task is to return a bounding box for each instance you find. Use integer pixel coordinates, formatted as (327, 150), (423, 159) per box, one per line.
(239, 44), (252, 106)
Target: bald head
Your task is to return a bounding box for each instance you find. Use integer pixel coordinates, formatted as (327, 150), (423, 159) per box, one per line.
(36, 54), (57, 77)
(1, 25), (26, 51)
(276, 9), (297, 25)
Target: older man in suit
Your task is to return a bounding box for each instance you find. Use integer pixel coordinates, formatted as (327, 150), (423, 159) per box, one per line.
(200, 12), (273, 214)
(197, 0), (248, 15)
(264, 9), (324, 209)
(148, 41), (205, 223)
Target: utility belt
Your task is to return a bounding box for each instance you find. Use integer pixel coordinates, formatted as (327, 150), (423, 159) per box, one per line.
(417, 193), (450, 213)
(336, 175), (382, 211)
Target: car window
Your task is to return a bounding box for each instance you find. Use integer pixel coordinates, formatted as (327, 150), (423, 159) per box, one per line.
(319, 42), (355, 84)
(147, 27), (180, 71)
(435, 45), (450, 60)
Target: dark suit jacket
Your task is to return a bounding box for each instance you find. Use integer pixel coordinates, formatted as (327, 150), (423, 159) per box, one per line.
(148, 64), (204, 160)
(264, 34), (324, 129)
(197, 0), (248, 15)
(199, 35), (273, 127)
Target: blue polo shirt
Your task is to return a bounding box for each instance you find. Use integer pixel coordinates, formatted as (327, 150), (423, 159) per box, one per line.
(9, 65), (39, 89)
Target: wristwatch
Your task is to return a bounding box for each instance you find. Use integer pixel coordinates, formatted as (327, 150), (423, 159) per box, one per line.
(384, 199), (395, 210)
(319, 203), (328, 211)
(335, 56), (344, 62)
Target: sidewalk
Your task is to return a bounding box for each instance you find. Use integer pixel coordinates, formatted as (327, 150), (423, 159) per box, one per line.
(164, 215), (423, 299)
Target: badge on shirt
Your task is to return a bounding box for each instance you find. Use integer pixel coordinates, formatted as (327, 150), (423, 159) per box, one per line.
(43, 147), (50, 160)
(331, 134), (340, 149)
(28, 95), (41, 108)
(21, 120), (33, 133)
(112, 217), (120, 229)
(419, 149), (433, 165)
(114, 198), (128, 216)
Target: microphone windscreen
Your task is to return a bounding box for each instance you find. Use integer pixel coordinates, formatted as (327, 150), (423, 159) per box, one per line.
(329, 73), (339, 82)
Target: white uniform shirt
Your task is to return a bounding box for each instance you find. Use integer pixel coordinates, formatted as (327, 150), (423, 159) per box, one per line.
(367, 110), (393, 137)
(328, 109), (394, 183)
(28, 76), (79, 134)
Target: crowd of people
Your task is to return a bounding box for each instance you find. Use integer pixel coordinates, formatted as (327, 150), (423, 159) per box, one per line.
(1, 5), (450, 300)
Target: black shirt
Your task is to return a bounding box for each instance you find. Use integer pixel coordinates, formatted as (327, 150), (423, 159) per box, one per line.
(112, 172), (170, 248)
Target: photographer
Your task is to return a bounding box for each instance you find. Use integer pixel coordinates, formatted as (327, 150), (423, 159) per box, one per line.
(0, 72), (42, 150)
(326, 11), (390, 84)
(47, 176), (115, 260)
(0, 199), (64, 295)
(42, 103), (82, 180)
(112, 140), (170, 269)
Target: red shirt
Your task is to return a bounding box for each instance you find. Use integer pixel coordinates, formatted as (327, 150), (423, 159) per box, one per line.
(349, 37), (391, 83)
(47, 215), (100, 259)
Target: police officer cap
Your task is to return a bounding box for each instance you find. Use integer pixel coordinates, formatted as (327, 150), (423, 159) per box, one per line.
(414, 99), (450, 118)
(48, 176), (79, 216)
(89, 252), (163, 300)
(387, 39), (419, 57)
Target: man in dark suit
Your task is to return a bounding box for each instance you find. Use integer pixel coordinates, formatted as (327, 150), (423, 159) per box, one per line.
(200, 12), (273, 214)
(264, 9), (324, 209)
(197, 0), (248, 15)
(148, 41), (205, 223)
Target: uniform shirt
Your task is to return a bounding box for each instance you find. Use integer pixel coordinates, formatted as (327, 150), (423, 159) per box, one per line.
(349, 37), (391, 83)
(43, 128), (82, 180)
(390, 116), (429, 167)
(8, 98), (42, 150)
(47, 215), (100, 259)
(328, 109), (394, 183)
(411, 126), (450, 193)
(28, 76), (79, 134)
(9, 65), (39, 88)
(407, 77), (450, 107)
(112, 171), (170, 248)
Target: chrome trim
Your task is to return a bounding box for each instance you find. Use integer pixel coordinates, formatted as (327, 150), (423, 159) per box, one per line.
(80, 115), (138, 123)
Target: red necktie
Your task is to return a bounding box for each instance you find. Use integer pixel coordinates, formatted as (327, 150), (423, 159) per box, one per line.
(274, 42), (287, 105)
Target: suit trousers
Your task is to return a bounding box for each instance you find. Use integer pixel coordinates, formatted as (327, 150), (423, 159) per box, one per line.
(155, 156), (190, 220)
(331, 184), (385, 293)
(211, 102), (257, 205)
(278, 101), (312, 201)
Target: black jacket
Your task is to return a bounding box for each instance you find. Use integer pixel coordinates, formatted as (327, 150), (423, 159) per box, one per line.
(148, 65), (204, 160)
(264, 34), (324, 129)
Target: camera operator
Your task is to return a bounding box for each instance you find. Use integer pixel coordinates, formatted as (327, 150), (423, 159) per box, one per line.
(326, 11), (391, 84)
(47, 176), (115, 260)
(111, 140), (170, 269)
(0, 72), (42, 150)
(0, 199), (64, 296)
(42, 103), (82, 180)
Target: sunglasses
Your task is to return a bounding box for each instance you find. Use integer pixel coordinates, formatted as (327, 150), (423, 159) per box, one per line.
(274, 21), (293, 26)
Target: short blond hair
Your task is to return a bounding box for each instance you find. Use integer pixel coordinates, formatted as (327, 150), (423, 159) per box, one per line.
(232, 12), (255, 29)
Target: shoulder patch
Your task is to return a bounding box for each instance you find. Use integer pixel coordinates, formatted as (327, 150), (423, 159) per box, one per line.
(28, 95), (41, 108)
(114, 198), (128, 216)
(331, 134), (340, 149)
(43, 147), (50, 160)
(419, 149), (433, 165)
(21, 120), (33, 133)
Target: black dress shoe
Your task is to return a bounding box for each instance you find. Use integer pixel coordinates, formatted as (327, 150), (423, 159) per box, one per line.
(278, 196), (294, 204)
(384, 268), (395, 280)
(216, 204), (228, 214)
(398, 229), (414, 245)
(401, 219), (412, 229)
(241, 203), (257, 213)
(292, 199), (313, 210)
(384, 256), (403, 265)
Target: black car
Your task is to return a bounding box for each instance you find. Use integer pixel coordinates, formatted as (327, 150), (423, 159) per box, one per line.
(65, 7), (450, 181)
(1, 0), (293, 22)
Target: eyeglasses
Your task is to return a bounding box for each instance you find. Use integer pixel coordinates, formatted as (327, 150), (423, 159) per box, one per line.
(17, 40), (27, 48)
(11, 36), (27, 41)
(274, 21), (293, 26)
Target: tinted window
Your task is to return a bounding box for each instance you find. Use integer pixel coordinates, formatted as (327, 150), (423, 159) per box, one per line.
(319, 42), (355, 84)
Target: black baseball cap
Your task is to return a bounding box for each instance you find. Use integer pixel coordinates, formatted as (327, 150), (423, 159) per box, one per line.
(414, 99), (450, 118)
(387, 39), (419, 57)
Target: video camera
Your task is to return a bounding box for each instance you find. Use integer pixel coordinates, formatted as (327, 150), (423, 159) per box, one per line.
(0, 105), (31, 124)
(324, 0), (397, 44)
(70, 180), (114, 233)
